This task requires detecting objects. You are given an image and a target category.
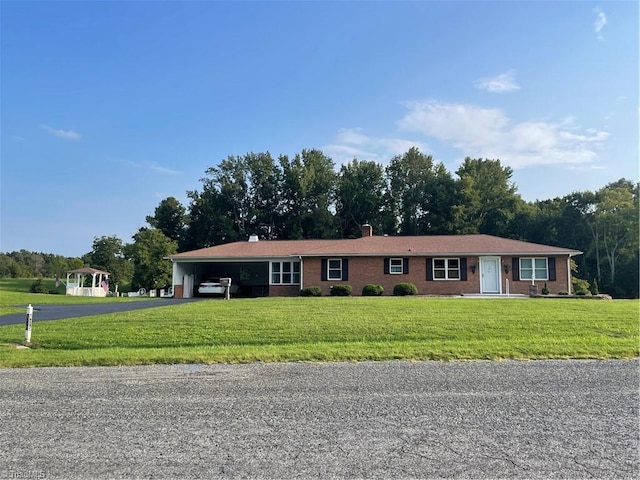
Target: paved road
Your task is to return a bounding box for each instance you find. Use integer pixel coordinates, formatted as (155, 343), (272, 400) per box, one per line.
(0, 298), (204, 326)
(0, 360), (637, 479)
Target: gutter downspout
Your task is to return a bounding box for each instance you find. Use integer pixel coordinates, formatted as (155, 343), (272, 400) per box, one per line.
(567, 254), (572, 295)
(170, 259), (177, 298)
(299, 256), (303, 293)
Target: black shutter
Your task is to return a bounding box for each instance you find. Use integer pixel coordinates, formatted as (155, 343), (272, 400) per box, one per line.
(548, 257), (556, 281)
(426, 258), (433, 281)
(512, 258), (520, 281)
(384, 258), (390, 275)
(342, 258), (349, 281)
(321, 259), (327, 281)
(460, 258), (467, 281)
(403, 258), (409, 275)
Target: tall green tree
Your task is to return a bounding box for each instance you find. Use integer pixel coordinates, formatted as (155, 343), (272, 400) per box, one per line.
(183, 188), (237, 250)
(6, 250), (45, 276)
(0, 253), (31, 277)
(146, 197), (188, 250)
(42, 254), (70, 278)
(186, 152), (286, 246)
(184, 154), (256, 248)
(513, 182), (638, 298)
(245, 152), (284, 239)
(0, 251), (83, 278)
(336, 159), (386, 238)
(84, 235), (133, 287)
(279, 149), (338, 239)
(565, 191), (600, 280)
(203, 155), (251, 239)
(385, 147), (455, 235)
(594, 181), (638, 294)
(453, 158), (523, 236)
(126, 228), (177, 290)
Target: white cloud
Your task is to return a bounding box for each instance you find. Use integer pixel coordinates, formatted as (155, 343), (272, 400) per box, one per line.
(111, 158), (182, 175)
(397, 101), (609, 169)
(148, 163), (182, 175)
(42, 125), (82, 140)
(594, 8), (607, 40)
(474, 70), (520, 93)
(566, 164), (607, 171)
(323, 128), (429, 166)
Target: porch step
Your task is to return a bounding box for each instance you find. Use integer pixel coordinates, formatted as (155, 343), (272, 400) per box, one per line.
(460, 293), (528, 298)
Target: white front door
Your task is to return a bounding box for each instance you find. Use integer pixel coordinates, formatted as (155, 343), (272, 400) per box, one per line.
(480, 257), (500, 294)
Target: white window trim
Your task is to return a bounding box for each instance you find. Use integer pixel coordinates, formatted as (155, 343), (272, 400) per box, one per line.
(389, 258), (404, 275)
(433, 258), (461, 281)
(519, 257), (549, 281)
(270, 260), (301, 285)
(327, 258), (344, 282)
(327, 258), (343, 281)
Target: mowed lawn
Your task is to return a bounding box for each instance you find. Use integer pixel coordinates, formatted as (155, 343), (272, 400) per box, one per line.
(0, 292), (638, 367)
(0, 278), (151, 316)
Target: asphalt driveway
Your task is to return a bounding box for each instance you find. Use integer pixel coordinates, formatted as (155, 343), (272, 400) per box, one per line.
(0, 360), (637, 479)
(0, 298), (204, 326)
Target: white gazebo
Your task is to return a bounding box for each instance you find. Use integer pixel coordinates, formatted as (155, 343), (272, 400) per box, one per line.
(66, 267), (110, 297)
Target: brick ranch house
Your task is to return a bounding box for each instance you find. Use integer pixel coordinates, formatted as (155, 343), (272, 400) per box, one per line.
(167, 225), (582, 298)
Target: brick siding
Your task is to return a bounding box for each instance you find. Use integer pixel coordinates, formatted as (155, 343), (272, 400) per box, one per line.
(302, 255), (571, 296)
(269, 285), (301, 297)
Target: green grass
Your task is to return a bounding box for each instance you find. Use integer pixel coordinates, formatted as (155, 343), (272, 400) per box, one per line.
(0, 294), (637, 367)
(0, 278), (152, 315)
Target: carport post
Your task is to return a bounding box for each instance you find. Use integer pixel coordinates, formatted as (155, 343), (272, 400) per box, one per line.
(24, 304), (33, 343)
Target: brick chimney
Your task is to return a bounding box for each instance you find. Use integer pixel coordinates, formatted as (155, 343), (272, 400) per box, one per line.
(361, 224), (373, 237)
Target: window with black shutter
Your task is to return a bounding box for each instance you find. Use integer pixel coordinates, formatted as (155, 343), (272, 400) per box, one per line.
(427, 258), (464, 280)
(518, 258), (549, 281)
(460, 258), (468, 281)
(322, 258), (349, 281)
(342, 258), (349, 281)
(512, 258), (520, 281)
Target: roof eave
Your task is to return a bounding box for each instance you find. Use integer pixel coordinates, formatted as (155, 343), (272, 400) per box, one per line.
(167, 250), (582, 261)
(167, 255), (299, 262)
(300, 250), (582, 257)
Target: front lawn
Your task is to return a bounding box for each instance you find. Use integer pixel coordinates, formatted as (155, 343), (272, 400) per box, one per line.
(0, 297), (637, 367)
(0, 278), (152, 315)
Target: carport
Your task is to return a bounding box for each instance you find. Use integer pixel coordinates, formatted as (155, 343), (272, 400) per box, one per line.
(166, 238), (307, 299)
(170, 260), (270, 298)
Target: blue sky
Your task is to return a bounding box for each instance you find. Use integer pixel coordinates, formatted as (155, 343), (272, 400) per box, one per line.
(1, 1), (638, 257)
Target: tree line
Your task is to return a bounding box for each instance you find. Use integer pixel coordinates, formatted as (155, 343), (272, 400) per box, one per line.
(1, 147), (637, 297)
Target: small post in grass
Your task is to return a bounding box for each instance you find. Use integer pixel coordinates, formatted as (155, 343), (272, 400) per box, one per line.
(25, 304), (33, 344)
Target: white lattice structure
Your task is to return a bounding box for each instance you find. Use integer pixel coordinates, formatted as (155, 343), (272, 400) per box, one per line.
(66, 267), (110, 297)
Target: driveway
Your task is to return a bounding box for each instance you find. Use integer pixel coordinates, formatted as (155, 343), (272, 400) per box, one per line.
(0, 360), (637, 479)
(0, 298), (204, 326)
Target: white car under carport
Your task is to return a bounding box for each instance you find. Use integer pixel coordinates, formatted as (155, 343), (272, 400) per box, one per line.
(197, 280), (226, 296)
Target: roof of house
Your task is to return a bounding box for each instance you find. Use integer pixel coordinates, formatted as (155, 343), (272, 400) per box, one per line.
(169, 234), (581, 261)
